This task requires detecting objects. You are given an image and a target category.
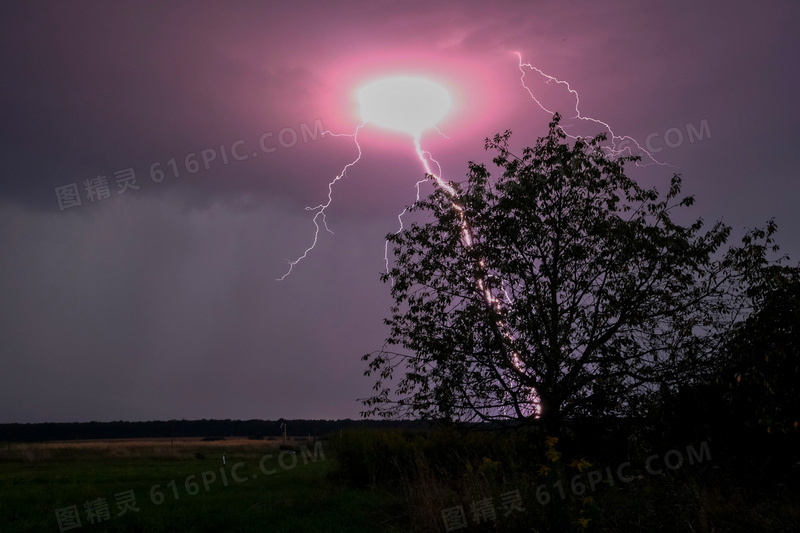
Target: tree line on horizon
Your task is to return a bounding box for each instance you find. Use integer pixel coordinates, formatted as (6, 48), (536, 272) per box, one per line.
(0, 418), (429, 443)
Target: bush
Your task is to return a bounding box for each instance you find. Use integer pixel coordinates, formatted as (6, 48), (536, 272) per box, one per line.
(329, 428), (416, 487)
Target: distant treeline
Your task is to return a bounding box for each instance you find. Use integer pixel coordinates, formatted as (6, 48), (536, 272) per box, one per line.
(0, 419), (429, 443)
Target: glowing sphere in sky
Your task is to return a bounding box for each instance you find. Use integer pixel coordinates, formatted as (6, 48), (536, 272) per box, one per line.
(357, 76), (452, 138)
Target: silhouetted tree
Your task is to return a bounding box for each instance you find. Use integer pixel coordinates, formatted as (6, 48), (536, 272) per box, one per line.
(362, 114), (779, 431)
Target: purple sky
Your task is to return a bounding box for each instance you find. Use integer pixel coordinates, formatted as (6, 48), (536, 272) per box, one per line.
(1, 1), (798, 423)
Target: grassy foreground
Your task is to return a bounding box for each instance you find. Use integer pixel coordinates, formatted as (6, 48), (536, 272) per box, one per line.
(328, 427), (800, 533)
(0, 437), (408, 533)
(3, 431), (798, 532)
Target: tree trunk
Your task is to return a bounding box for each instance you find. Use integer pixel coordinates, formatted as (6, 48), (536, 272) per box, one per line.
(536, 395), (563, 436)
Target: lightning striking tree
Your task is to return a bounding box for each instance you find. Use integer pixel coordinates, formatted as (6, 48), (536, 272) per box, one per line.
(362, 114), (773, 430)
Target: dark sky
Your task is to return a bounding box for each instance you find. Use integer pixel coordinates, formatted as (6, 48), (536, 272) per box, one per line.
(1, 1), (798, 423)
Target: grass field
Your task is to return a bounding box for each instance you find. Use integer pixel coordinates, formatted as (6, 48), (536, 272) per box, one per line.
(0, 437), (409, 533)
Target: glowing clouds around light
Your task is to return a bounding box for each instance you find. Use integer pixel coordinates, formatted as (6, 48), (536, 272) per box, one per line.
(357, 77), (452, 138)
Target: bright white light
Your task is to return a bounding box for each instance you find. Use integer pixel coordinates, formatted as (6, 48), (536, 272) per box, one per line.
(358, 76), (451, 138)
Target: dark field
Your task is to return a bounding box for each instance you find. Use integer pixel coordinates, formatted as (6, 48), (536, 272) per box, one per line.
(3, 429), (799, 533)
(0, 437), (405, 533)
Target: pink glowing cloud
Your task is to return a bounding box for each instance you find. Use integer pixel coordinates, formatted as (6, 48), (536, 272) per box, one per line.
(315, 48), (513, 147)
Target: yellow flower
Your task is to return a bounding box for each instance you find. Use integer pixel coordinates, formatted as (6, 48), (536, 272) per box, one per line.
(578, 517), (590, 528)
(538, 465), (551, 477)
(545, 448), (561, 463)
(545, 436), (559, 448)
(570, 458), (592, 472)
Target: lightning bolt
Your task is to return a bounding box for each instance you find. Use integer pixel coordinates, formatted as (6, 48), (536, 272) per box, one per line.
(382, 143), (433, 275)
(277, 123), (365, 280)
(516, 52), (673, 167)
(411, 133), (540, 419)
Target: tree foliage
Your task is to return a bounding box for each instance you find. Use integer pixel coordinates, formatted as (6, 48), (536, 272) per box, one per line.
(362, 115), (779, 429)
(721, 261), (800, 433)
